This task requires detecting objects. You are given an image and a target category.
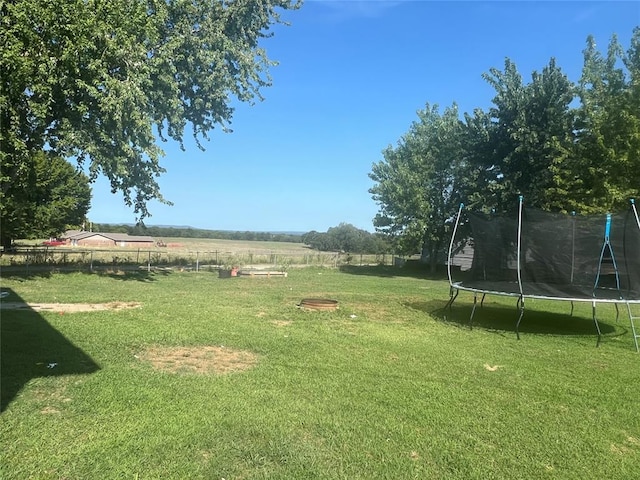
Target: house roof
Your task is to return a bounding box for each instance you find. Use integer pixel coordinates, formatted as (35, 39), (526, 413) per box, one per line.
(63, 231), (154, 243)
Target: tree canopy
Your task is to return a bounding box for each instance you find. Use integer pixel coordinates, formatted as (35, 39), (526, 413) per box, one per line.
(0, 152), (91, 247)
(480, 57), (576, 212)
(1, 0), (301, 220)
(574, 33), (640, 212)
(94, 223), (304, 243)
(302, 223), (390, 254)
(370, 29), (640, 263)
(370, 103), (465, 270)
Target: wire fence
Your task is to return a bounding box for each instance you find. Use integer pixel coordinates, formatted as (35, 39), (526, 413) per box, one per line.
(0, 247), (396, 274)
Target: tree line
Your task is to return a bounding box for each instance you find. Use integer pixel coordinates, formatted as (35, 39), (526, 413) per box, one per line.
(369, 29), (640, 272)
(301, 223), (391, 254)
(93, 224), (305, 244)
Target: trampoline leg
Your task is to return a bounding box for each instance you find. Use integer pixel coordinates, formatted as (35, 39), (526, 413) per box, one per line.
(445, 286), (459, 310)
(570, 301), (574, 317)
(480, 293), (486, 308)
(515, 296), (525, 340)
(592, 301), (602, 347)
(614, 303), (620, 323)
(469, 293), (478, 328)
(627, 302), (639, 353)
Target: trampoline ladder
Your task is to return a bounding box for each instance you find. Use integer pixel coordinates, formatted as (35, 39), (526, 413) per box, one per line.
(627, 303), (640, 353)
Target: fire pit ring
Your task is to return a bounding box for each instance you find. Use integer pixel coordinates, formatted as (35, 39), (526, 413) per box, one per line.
(299, 298), (339, 311)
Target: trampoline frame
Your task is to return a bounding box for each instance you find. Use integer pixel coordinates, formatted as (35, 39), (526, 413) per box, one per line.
(445, 197), (640, 350)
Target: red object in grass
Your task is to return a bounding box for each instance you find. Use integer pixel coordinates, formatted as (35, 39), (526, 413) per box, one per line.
(43, 240), (66, 246)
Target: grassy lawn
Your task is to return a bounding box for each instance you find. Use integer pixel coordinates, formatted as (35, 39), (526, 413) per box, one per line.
(1, 267), (639, 479)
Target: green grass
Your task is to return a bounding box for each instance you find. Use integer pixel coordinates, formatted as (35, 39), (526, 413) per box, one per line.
(1, 267), (639, 479)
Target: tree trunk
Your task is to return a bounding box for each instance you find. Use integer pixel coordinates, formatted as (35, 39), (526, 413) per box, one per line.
(1, 232), (13, 251)
(420, 241), (439, 274)
(429, 245), (438, 274)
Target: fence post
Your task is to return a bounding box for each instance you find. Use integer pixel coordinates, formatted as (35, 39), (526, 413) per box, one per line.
(196, 251), (199, 272)
(90, 251), (93, 272)
(147, 250), (151, 272)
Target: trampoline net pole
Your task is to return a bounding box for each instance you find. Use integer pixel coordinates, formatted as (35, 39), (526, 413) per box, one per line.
(447, 203), (465, 287)
(632, 199), (640, 230)
(570, 212), (576, 285)
(516, 196), (525, 296)
(516, 196), (525, 339)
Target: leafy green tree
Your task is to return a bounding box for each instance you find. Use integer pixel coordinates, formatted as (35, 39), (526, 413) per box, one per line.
(302, 224), (388, 254)
(574, 29), (640, 213)
(459, 108), (498, 212)
(369, 103), (466, 272)
(482, 58), (576, 213)
(0, 152), (91, 248)
(368, 30), (638, 273)
(326, 223), (365, 253)
(301, 230), (321, 246)
(1, 0), (301, 220)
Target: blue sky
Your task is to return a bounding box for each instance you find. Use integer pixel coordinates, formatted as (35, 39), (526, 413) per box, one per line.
(88, 0), (640, 233)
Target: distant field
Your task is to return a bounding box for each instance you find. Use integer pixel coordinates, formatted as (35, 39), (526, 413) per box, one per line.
(5, 238), (393, 269)
(18, 237), (310, 254)
(153, 237), (311, 254)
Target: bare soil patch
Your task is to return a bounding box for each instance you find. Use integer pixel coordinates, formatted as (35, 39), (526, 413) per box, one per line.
(271, 320), (293, 327)
(137, 345), (258, 375)
(0, 301), (141, 313)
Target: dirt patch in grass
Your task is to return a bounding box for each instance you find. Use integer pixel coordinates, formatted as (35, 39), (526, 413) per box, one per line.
(611, 435), (640, 456)
(0, 301), (141, 313)
(40, 406), (62, 415)
(271, 320), (292, 327)
(137, 345), (258, 375)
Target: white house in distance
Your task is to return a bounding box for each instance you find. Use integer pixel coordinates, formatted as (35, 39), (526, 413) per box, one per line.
(63, 231), (155, 248)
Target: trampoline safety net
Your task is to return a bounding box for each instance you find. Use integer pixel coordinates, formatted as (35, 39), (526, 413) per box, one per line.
(446, 199), (640, 350)
(448, 201), (640, 301)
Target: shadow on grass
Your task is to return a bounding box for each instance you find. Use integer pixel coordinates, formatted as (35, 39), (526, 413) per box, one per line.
(339, 264), (447, 280)
(406, 299), (619, 339)
(1, 288), (100, 412)
(0, 266), (173, 282)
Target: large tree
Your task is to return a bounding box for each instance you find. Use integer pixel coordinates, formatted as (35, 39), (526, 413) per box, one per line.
(574, 29), (640, 213)
(458, 107), (497, 212)
(369, 103), (466, 271)
(369, 29), (639, 271)
(1, 0), (301, 220)
(0, 152), (91, 248)
(302, 224), (390, 254)
(481, 58), (576, 213)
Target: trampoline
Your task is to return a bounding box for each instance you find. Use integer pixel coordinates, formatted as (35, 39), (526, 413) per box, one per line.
(445, 197), (640, 351)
